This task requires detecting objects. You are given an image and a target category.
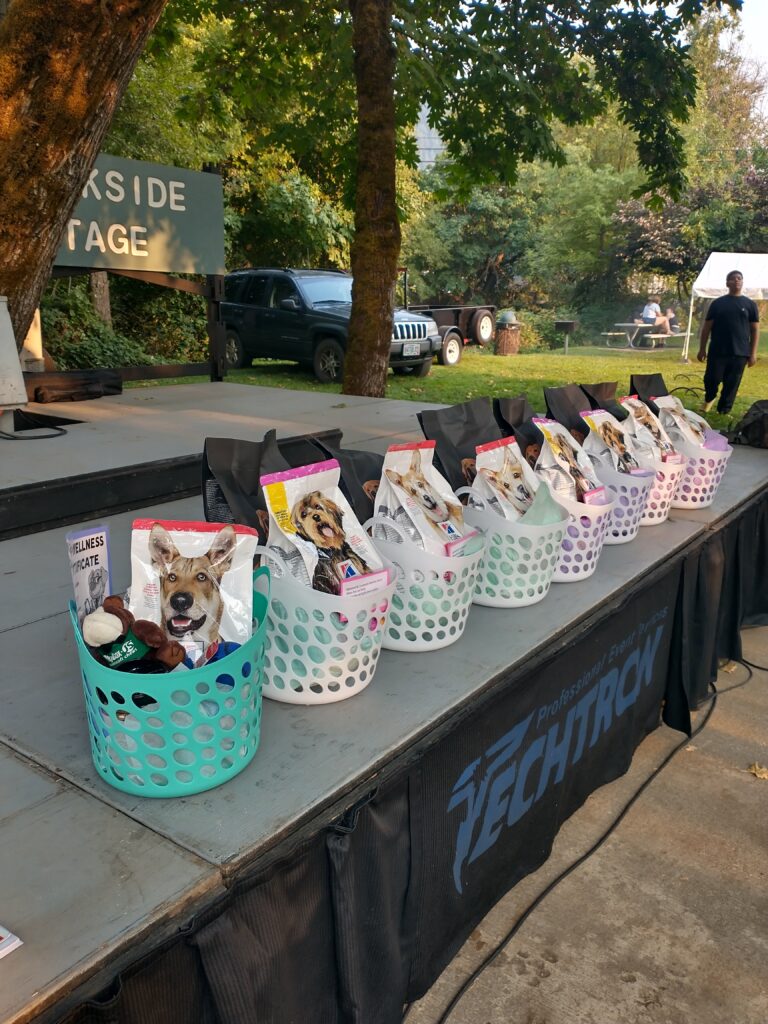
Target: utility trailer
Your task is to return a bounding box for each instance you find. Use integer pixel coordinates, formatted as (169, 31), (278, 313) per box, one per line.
(399, 268), (496, 366)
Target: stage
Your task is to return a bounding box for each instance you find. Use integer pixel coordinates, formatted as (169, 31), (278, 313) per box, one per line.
(0, 384), (766, 1024)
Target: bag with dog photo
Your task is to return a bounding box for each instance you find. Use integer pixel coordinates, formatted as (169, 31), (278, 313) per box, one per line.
(469, 437), (539, 520)
(374, 441), (475, 557)
(417, 397), (503, 492)
(533, 418), (606, 504)
(580, 409), (642, 474)
(619, 396), (679, 463)
(128, 519), (259, 669)
(202, 428), (345, 542)
(262, 459), (387, 597)
(652, 394), (709, 447)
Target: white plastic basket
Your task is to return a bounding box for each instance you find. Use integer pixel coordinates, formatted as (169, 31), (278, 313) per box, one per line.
(457, 494), (568, 608)
(595, 465), (655, 544)
(550, 493), (615, 582)
(671, 442), (732, 509)
(365, 519), (484, 652)
(638, 460), (686, 525)
(257, 548), (396, 705)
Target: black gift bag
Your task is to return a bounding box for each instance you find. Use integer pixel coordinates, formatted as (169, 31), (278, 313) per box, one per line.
(311, 440), (385, 524)
(543, 384), (590, 441)
(630, 373), (669, 414)
(202, 428), (342, 539)
(579, 381), (629, 421)
(418, 398), (502, 490)
(492, 394), (536, 437)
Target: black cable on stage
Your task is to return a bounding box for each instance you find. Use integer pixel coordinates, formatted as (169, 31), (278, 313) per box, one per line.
(741, 657), (768, 673)
(0, 410), (67, 440)
(418, 665), (752, 1024)
(0, 426), (67, 440)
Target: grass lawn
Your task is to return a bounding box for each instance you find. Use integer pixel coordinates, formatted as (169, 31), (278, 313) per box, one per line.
(127, 343), (767, 433)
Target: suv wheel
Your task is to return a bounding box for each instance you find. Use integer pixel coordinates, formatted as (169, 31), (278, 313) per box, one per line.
(225, 330), (246, 369)
(470, 308), (495, 346)
(437, 332), (463, 366)
(313, 337), (345, 383)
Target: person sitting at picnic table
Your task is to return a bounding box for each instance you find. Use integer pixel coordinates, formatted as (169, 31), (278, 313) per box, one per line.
(665, 305), (682, 333)
(640, 296), (672, 335)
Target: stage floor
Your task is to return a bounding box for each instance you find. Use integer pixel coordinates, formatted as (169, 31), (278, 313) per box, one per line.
(1, 384), (767, 1024)
(3, 382), (440, 490)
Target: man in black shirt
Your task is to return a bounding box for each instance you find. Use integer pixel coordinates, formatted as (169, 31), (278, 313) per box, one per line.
(698, 270), (759, 414)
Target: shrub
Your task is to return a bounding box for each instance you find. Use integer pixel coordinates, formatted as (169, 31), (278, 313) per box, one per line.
(503, 308), (578, 352)
(110, 277), (209, 362)
(41, 284), (153, 370)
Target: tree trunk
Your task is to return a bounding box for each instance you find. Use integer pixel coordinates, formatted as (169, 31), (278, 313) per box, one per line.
(342, 0), (400, 398)
(0, 0), (168, 349)
(90, 270), (112, 326)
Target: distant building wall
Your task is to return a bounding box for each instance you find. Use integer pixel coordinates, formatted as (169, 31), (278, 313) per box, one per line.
(415, 106), (444, 170)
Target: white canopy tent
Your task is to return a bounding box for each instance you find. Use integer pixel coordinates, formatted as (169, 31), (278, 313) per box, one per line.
(682, 251), (768, 360)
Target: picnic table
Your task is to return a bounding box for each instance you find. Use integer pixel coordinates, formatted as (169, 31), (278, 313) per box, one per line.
(613, 322), (658, 347)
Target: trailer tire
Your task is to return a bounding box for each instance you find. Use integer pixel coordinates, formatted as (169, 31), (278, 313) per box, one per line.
(470, 308), (495, 346)
(436, 331), (463, 366)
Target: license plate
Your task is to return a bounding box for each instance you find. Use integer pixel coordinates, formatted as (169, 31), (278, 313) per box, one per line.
(402, 342), (421, 356)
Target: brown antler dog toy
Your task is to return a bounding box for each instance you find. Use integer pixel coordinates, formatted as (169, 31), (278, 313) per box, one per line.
(83, 595), (185, 670)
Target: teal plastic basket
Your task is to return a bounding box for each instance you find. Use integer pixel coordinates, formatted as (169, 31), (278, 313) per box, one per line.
(69, 568), (270, 798)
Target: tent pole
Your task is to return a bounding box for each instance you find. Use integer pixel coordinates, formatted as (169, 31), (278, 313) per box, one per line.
(681, 290), (696, 363)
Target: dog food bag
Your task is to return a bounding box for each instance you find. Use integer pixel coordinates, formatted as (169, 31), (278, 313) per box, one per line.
(374, 440), (473, 556)
(470, 437), (539, 520)
(128, 519), (259, 668)
(532, 418), (606, 504)
(580, 409), (642, 473)
(262, 459), (386, 597)
(619, 396), (680, 463)
(652, 395), (708, 447)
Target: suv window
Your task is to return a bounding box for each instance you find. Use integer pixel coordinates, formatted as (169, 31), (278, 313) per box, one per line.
(242, 274), (268, 305)
(268, 277), (301, 308)
(224, 275), (245, 302)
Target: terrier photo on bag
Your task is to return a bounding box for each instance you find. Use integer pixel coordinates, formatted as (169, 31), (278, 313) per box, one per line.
(581, 409), (642, 474)
(291, 491), (372, 594)
(653, 394), (708, 446)
(534, 419), (604, 504)
(620, 397), (676, 459)
(549, 433), (595, 500)
(598, 421), (639, 472)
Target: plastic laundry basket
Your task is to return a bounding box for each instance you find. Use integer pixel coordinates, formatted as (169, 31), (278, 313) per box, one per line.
(550, 493), (615, 582)
(70, 567), (270, 798)
(459, 496), (568, 608)
(596, 465), (655, 545)
(259, 548), (396, 705)
(671, 443), (732, 509)
(365, 519), (484, 651)
(639, 460), (686, 525)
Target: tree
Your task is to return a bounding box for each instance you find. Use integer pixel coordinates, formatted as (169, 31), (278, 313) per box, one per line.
(341, 0), (740, 395)
(0, 0), (169, 350)
(344, 0), (401, 395)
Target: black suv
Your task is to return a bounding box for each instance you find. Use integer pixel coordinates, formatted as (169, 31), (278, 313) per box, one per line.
(221, 268), (442, 381)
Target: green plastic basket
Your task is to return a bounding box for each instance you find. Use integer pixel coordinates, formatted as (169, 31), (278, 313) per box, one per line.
(69, 568), (270, 798)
